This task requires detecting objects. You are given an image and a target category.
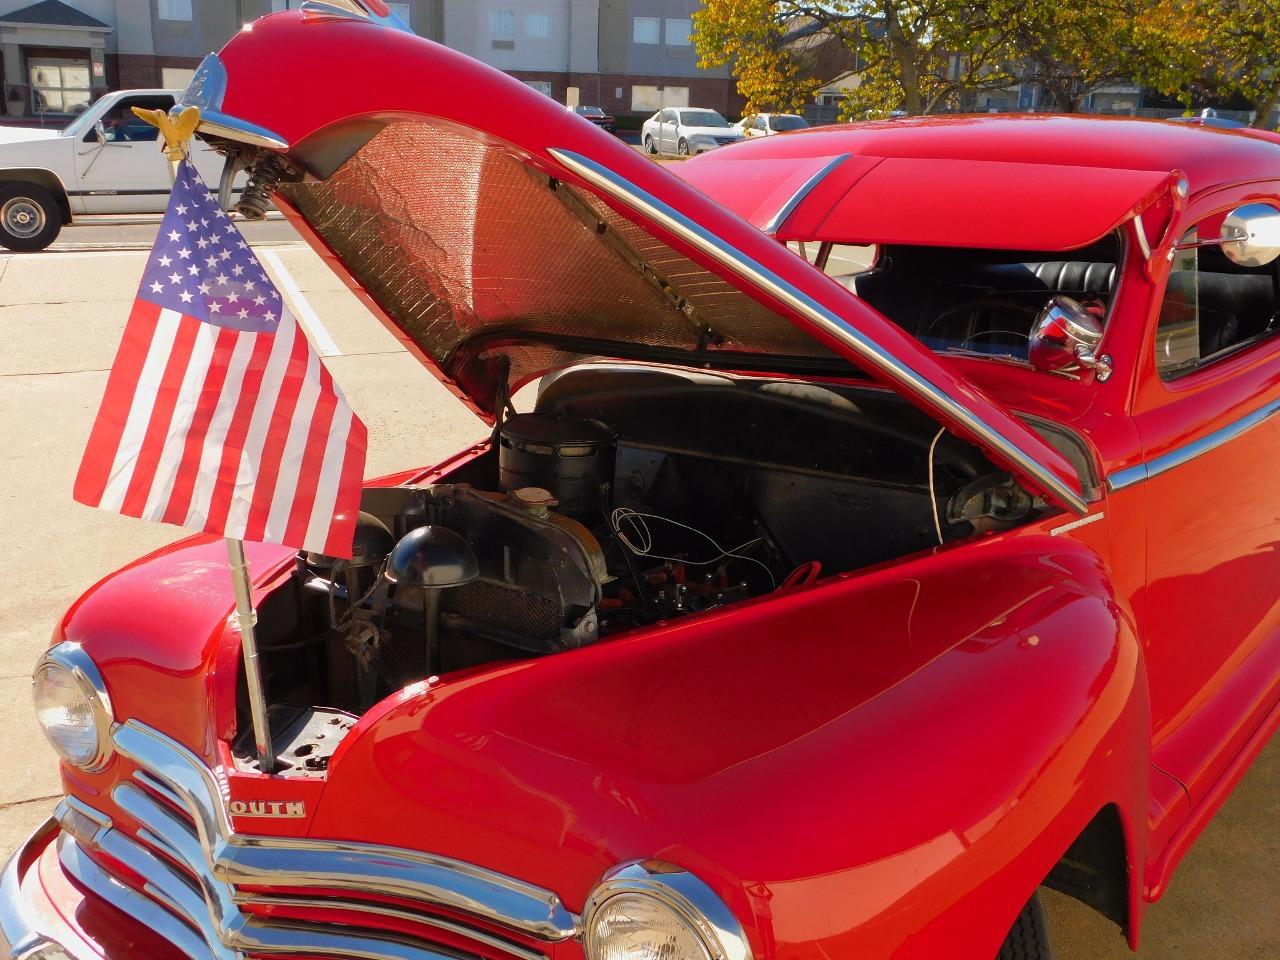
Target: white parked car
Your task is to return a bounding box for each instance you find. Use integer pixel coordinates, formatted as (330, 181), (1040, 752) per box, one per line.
(0, 89), (230, 251)
(734, 113), (810, 137)
(641, 108), (743, 156)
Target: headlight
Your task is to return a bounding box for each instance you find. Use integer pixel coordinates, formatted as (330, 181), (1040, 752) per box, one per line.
(32, 642), (114, 771)
(583, 861), (752, 960)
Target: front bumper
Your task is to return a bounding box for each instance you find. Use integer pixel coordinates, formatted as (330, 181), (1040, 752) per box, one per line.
(0, 817), (188, 960)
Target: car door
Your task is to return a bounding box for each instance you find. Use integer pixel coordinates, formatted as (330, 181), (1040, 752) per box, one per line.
(73, 93), (176, 214)
(1127, 189), (1280, 803)
(658, 110), (676, 153)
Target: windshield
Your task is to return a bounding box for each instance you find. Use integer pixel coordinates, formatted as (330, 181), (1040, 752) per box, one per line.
(680, 110), (730, 128)
(771, 115), (808, 131)
(576, 106), (605, 117)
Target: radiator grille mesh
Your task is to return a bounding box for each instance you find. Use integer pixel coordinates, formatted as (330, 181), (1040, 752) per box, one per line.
(444, 579), (562, 644)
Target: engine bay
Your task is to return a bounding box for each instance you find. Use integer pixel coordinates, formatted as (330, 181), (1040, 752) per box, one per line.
(241, 366), (1088, 768)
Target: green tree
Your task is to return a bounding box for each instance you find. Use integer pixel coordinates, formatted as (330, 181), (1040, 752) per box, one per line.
(1148, 0), (1280, 127)
(693, 0), (1023, 119)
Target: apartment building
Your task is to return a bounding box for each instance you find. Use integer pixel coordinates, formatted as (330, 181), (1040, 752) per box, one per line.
(0, 0), (735, 123)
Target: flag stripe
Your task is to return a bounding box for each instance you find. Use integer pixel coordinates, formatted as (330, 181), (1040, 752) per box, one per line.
(322, 413), (368, 558)
(204, 317), (296, 535)
(240, 320), (312, 543)
(261, 348), (324, 545)
(98, 309), (185, 513)
(283, 366), (340, 551)
(181, 332), (264, 530)
(120, 315), (204, 518)
(224, 315), (306, 538)
(161, 326), (241, 526)
(73, 301), (164, 507)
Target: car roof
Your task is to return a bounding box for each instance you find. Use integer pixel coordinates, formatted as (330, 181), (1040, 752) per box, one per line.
(703, 114), (1280, 197)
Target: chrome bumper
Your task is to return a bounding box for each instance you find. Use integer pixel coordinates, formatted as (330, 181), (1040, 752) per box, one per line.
(0, 818), (93, 960)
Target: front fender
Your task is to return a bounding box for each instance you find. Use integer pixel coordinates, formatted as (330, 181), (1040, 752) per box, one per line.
(313, 530), (1149, 959)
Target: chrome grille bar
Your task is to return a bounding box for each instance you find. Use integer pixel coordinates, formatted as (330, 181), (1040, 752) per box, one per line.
(112, 720), (577, 942)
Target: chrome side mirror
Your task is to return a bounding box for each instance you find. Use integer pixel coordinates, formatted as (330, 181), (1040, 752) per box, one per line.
(1220, 203), (1280, 267)
(1029, 296), (1112, 382)
(93, 120), (106, 146)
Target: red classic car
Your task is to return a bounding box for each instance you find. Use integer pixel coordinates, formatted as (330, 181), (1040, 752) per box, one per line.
(8, 6), (1280, 960)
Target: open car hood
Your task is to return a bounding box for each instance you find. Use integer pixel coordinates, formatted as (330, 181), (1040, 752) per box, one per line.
(190, 10), (1088, 513)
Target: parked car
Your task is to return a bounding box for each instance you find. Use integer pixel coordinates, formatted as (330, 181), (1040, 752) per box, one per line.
(571, 104), (617, 134)
(1167, 108), (1248, 130)
(642, 106), (743, 155)
(734, 112), (809, 137)
(0, 88), (233, 251)
(8, 10), (1280, 960)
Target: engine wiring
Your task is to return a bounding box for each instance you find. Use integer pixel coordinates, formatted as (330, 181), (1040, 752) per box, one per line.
(610, 507), (778, 588)
(928, 427), (946, 546)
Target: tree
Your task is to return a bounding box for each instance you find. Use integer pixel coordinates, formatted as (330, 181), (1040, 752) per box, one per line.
(1147, 0), (1280, 127)
(693, 0), (1023, 119)
(1010, 0), (1170, 113)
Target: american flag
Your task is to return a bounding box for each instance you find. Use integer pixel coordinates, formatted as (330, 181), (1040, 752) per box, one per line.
(74, 160), (366, 558)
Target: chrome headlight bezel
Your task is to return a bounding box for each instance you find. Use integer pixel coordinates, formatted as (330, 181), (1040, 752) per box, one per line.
(582, 860), (753, 960)
(32, 641), (115, 772)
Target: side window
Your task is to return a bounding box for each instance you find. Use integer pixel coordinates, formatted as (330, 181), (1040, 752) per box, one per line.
(85, 95), (175, 143)
(1155, 214), (1280, 378)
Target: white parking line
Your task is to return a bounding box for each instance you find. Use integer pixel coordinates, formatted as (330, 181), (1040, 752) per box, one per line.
(259, 248), (341, 358)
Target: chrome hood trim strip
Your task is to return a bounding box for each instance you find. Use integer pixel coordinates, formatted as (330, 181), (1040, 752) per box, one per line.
(762, 154), (850, 235)
(550, 148), (1089, 516)
(110, 719), (577, 943)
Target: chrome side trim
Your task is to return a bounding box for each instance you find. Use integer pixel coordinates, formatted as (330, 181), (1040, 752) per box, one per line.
(1107, 397), (1280, 492)
(583, 860), (752, 960)
(111, 719), (577, 942)
(549, 148), (1088, 515)
(761, 154), (850, 235)
(178, 54), (290, 151)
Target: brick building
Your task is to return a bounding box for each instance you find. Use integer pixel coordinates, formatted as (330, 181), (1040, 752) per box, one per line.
(0, 0), (738, 125)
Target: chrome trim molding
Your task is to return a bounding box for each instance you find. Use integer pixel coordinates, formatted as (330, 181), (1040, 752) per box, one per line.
(34, 641), (116, 773)
(762, 154), (850, 235)
(1107, 397), (1280, 492)
(177, 54), (290, 151)
(549, 148), (1088, 515)
(582, 860), (753, 960)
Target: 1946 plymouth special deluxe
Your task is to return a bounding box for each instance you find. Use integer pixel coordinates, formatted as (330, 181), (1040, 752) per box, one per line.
(6, 6), (1280, 960)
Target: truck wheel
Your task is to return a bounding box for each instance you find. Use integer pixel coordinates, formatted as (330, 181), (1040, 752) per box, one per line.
(643, 135), (656, 154)
(996, 892), (1054, 960)
(0, 184), (61, 252)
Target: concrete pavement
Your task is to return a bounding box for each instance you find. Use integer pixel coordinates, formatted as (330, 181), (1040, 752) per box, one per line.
(0, 217), (1275, 958)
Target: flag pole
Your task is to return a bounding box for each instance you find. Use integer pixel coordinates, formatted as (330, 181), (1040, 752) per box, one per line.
(227, 538), (275, 774)
(132, 104), (277, 774)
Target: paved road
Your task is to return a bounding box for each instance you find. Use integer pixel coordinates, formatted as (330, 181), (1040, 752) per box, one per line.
(0, 217), (1274, 958)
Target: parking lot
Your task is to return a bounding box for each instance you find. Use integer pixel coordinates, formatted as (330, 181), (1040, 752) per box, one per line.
(0, 216), (1275, 958)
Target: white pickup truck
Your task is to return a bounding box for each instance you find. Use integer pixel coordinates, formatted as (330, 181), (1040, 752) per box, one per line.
(0, 88), (228, 251)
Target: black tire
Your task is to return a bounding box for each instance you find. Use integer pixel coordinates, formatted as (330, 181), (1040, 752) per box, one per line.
(643, 135), (656, 155)
(678, 138), (690, 156)
(996, 892), (1054, 960)
(0, 183), (61, 252)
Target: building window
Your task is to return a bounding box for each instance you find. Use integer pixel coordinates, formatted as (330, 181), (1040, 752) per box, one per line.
(525, 12), (551, 38)
(524, 80), (553, 97)
(490, 9), (516, 38)
(631, 84), (688, 112)
(633, 17), (660, 44)
(158, 0), (193, 20)
(388, 2), (411, 26)
(665, 18), (692, 46)
(270, 0), (305, 10)
(29, 59), (91, 116)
